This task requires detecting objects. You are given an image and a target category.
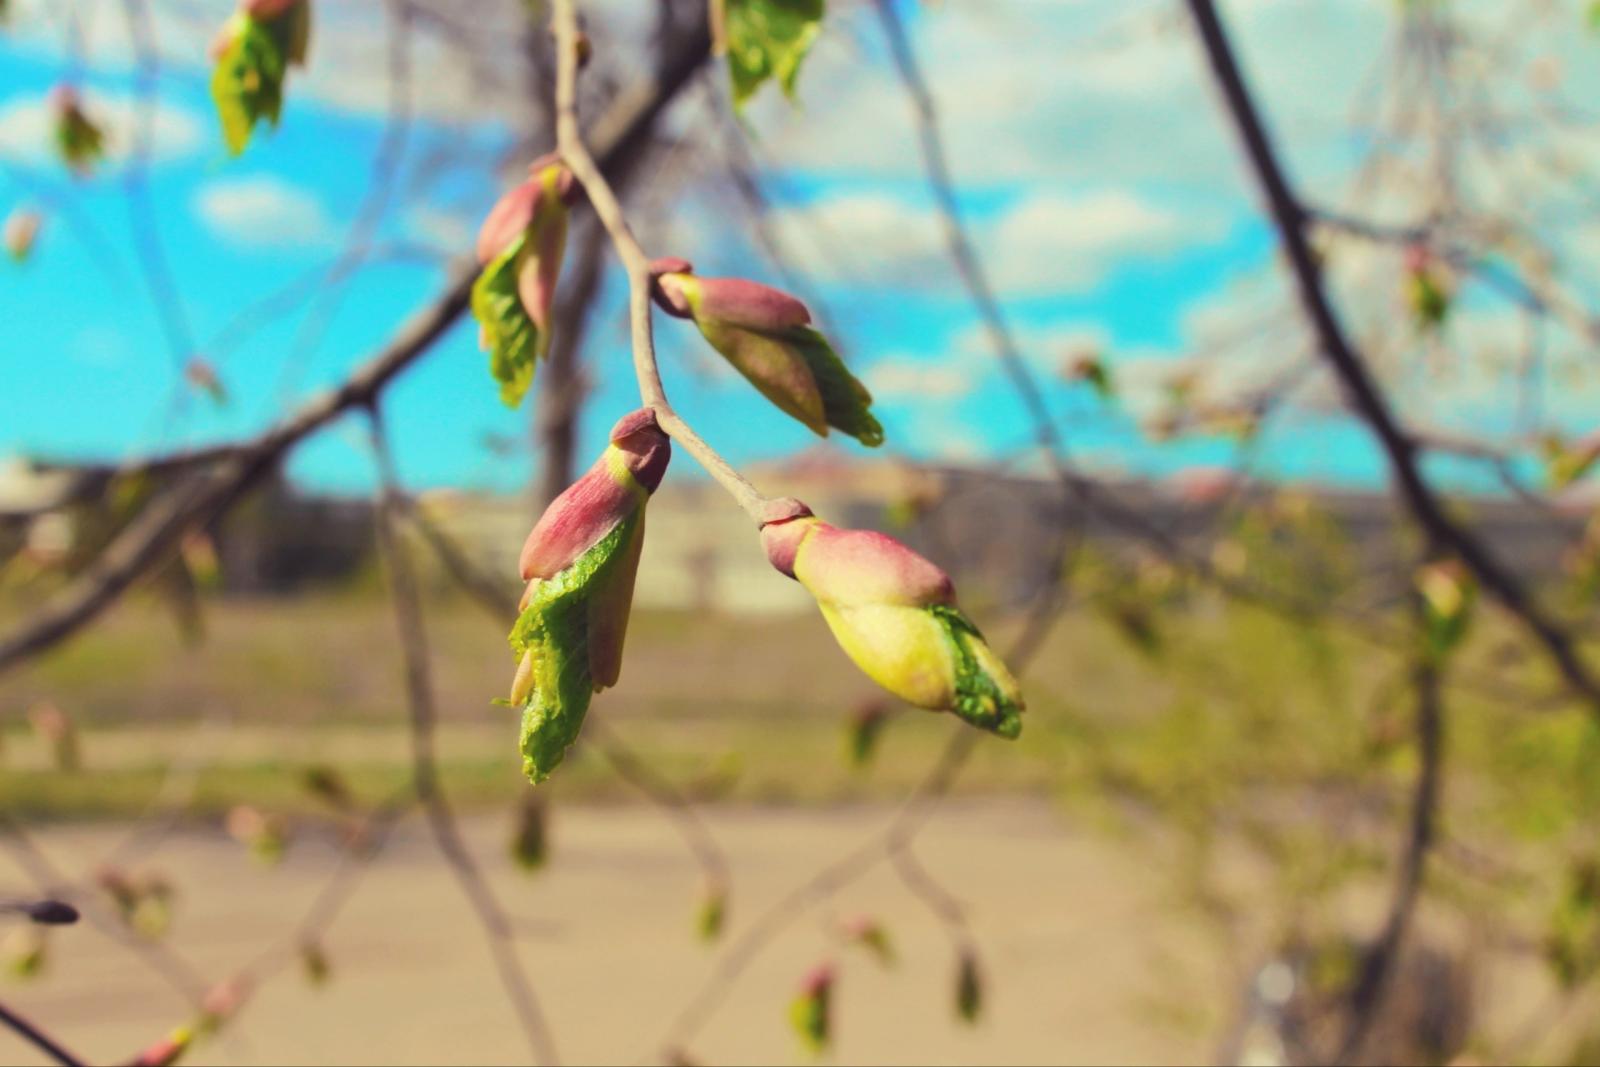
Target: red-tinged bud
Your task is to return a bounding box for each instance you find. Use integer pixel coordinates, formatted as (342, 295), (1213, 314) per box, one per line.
(519, 409), (669, 581)
(1169, 465), (1239, 506)
(200, 976), (251, 1028)
(761, 514), (953, 607)
(49, 84), (79, 115)
(475, 155), (576, 265)
(28, 701), (79, 771)
(761, 506), (1022, 735)
(648, 257), (696, 317)
(841, 914), (895, 965)
(654, 270), (880, 443)
(657, 272), (811, 333)
(789, 962), (834, 1053)
(5, 207), (41, 262)
(242, 0), (301, 19)
(127, 1025), (194, 1067)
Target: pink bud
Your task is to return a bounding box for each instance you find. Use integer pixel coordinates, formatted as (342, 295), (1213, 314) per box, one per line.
(518, 409), (669, 581)
(761, 514), (954, 608)
(4, 208), (41, 261)
(49, 85), (79, 116)
(658, 272), (811, 333)
(476, 156), (574, 265)
(241, 0), (301, 19)
(799, 961), (834, 998)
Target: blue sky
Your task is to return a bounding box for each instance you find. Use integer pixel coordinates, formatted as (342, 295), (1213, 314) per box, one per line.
(2, 0), (1596, 500)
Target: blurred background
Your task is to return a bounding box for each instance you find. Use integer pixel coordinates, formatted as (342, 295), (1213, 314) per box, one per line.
(5, 0), (1600, 1063)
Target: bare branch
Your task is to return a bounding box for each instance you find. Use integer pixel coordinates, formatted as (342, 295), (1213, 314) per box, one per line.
(367, 406), (561, 1066)
(1185, 0), (1600, 715)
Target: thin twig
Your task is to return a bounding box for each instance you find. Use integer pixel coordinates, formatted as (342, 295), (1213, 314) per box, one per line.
(366, 406), (561, 1066)
(1334, 567), (1446, 1065)
(0, 999), (84, 1067)
(550, 0), (774, 524)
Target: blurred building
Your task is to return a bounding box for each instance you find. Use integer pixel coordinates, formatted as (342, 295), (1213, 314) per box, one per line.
(4, 451), (1590, 610)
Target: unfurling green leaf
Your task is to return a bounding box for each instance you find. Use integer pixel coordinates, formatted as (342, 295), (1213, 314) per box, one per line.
(785, 325), (884, 446)
(725, 0), (824, 109)
(473, 234), (542, 408)
(511, 511), (644, 783)
(210, 3), (310, 156)
(788, 963), (833, 1054)
(508, 411), (667, 784)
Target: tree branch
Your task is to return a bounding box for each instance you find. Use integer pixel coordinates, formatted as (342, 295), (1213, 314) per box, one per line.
(550, 0), (776, 524)
(0, 999), (84, 1067)
(1185, 0), (1600, 715)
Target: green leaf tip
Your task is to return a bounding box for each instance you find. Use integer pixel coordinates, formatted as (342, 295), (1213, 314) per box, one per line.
(725, 0), (824, 110)
(931, 604), (1024, 740)
(473, 234), (544, 408)
(510, 512), (643, 784)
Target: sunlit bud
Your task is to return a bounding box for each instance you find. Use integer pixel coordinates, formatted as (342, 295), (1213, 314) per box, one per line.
(1403, 242), (1452, 329)
(4, 207), (41, 262)
(518, 409), (669, 585)
(28, 701), (79, 771)
(184, 358), (229, 406)
(761, 502), (1024, 738)
(1544, 430), (1600, 490)
(475, 154), (577, 266)
(510, 410), (670, 782)
(2, 925), (46, 979)
(50, 84), (105, 175)
(1062, 349), (1112, 399)
(649, 260), (882, 446)
(510, 790), (549, 871)
(788, 962), (834, 1053)
(474, 155), (578, 403)
(242, 0), (302, 18)
(1169, 465), (1240, 506)
(1416, 558), (1476, 660)
(127, 1025), (194, 1067)
(199, 975), (251, 1031)
(696, 878), (728, 942)
(841, 914), (895, 966)
(955, 948), (983, 1023)
(225, 805), (290, 865)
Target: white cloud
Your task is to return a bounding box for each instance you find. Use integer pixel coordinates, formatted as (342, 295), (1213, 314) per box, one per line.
(986, 190), (1227, 292)
(0, 91), (202, 167)
(863, 358), (974, 400)
(195, 176), (335, 248)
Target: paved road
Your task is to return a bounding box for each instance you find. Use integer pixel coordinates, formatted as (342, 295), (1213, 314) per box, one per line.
(0, 800), (1210, 1066)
